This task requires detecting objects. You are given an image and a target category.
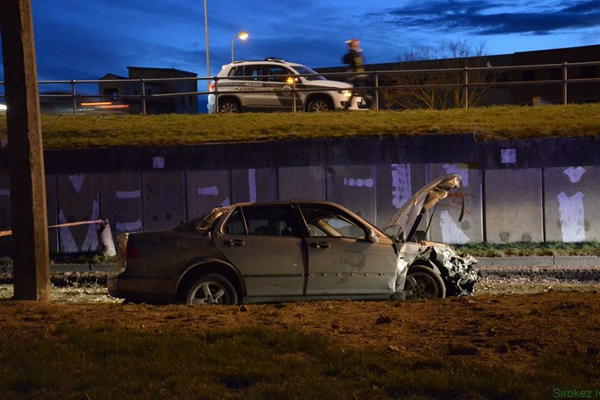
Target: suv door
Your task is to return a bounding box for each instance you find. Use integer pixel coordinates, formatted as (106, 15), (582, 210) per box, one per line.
(262, 64), (300, 111)
(298, 203), (397, 296)
(220, 64), (267, 112)
(213, 204), (306, 298)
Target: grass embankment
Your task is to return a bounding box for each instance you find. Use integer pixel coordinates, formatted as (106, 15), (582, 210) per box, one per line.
(0, 297), (598, 400)
(456, 241), (600, 257)
(0, 326), (567, 399)
(1, 103), (600, 148)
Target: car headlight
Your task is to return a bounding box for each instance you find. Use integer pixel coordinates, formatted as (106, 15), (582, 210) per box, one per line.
(338, 90), (352, 98)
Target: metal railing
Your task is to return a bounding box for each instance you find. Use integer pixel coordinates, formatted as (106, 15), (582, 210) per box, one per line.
(1, 60), (600, 114)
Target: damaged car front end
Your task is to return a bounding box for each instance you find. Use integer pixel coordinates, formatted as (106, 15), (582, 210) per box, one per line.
(384, 174), (479, 298)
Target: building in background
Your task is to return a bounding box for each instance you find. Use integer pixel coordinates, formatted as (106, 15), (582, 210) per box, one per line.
(99, 67), (198, 114)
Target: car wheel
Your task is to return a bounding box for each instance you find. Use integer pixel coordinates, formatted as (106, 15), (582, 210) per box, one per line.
(218, 99), (240, 113)
(306, 97), (333, 112)
(405, 265), (446, 299)
(184, 273), (238, 305)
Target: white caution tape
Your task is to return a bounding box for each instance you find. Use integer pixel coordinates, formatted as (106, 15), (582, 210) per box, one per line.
(0, 219), (107, 237)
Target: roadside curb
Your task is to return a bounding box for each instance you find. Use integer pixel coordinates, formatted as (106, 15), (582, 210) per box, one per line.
(476, 256), (600, 268)
(475, 257), (600, 281)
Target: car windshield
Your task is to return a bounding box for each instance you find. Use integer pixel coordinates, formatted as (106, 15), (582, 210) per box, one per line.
(292, 65), (326, 81)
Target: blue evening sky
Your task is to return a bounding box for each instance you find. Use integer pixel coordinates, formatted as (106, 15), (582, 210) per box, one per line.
(0, 0), (599, 81)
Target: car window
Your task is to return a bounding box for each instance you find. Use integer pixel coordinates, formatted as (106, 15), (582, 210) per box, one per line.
(244, 65), (264, 81)
(227, 66), (246, 78)
(299, 205), (366, 239)
(223, 208), (246, 234)
(226, 65), (264, 81)
(223, 204), (298, 236)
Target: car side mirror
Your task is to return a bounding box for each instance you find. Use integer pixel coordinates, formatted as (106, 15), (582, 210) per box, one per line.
(367, 229), (379, 243)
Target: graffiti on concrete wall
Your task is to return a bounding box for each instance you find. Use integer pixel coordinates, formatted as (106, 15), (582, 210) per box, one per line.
(391, 164), (412, 209)
(248, 169), (257, 202)
(197, 186), (230, 207)
(343, 177), (374, 188)
(115, 189), (142, 232)
(557, 166), (586, 242)
(59, 173), (100, 252)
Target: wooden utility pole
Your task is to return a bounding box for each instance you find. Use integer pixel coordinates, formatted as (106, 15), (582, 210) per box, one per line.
(0, 0), (50, 300)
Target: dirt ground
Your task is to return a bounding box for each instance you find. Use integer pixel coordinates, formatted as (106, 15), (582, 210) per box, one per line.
(1, 275), (599, 374)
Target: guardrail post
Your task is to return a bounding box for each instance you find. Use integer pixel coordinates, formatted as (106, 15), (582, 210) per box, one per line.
(213, 77), (219, 113)
(562, 62), (568, 106)
(292, 83), (297, 112)
(374, 71), (379, 110)
(463, 67), (469, 109)
(141, 79), (147, 115)
(71, 80), (77, 115)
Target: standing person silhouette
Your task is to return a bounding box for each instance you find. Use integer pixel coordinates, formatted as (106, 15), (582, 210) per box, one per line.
(342, 38), (374, 110)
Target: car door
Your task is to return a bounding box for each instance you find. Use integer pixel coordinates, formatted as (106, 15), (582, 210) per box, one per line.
(262, 64), (298, 111)
(219, 64), (267, 111)
(213, 204), (306, 298)
(297, 203), (397, 296)
(239, 64), (271, 111)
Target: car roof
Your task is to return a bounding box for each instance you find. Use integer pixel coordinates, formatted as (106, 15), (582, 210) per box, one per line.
(229, 200), (340, 207)
(222, 58), (305, 68)
(224, 200), (379, 231)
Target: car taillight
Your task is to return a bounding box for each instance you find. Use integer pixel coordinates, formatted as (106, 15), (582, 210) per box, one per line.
(126, 242), (141, 259)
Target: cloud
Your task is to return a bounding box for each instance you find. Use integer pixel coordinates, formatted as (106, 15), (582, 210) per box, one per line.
(1, 0), (599, 84)
(378, 0), (600, 36)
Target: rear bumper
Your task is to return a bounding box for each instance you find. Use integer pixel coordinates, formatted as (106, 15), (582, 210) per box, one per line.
(107, 273), (175, 303)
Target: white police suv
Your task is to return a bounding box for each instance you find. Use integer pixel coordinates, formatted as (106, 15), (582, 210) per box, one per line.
(207, 58), (367, 113)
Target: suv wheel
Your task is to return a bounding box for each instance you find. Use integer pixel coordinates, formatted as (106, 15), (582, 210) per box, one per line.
(218, 99), (241, 113)
(306, 97), (333, 112)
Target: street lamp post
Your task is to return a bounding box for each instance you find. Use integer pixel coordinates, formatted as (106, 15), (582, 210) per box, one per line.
(231, 31), (249, 63)
(203, 0), (210, 88)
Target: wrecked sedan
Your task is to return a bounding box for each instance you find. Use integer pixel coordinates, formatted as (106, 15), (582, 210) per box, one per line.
(383, 173), (478, 298)
(108, 200), (409, 305)
(107, 174), (477, 305)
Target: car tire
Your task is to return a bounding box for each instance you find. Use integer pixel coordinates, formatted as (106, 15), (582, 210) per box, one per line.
(184, 273), (239, 305)
(218, 99), (241, 113)
(405, 265), (446, 299)
(306, 96), (333, 112)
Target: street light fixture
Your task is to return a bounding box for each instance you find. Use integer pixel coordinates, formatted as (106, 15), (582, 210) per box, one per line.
(231, 31), (249, 63)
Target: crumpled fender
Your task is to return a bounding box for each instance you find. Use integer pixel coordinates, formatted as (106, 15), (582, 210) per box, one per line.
(412, 244), (478, 296)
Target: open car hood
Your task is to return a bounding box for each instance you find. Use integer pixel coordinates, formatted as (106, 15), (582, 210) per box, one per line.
(382, 174), (464, 242)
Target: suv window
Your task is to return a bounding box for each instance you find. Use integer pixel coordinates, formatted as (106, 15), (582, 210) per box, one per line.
(228, 65), (265, 81)
(293, 65), (326, 81)
(265, 65), (292, 82)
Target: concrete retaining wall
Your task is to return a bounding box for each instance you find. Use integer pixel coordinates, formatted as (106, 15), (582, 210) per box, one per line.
(1, 134), (599, 254)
